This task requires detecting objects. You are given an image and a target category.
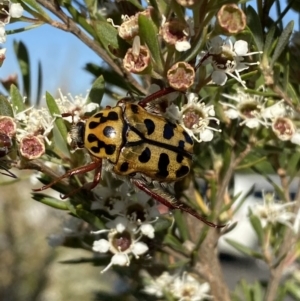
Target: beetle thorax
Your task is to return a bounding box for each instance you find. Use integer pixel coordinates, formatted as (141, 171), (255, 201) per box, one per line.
(84, 106), (125, 163)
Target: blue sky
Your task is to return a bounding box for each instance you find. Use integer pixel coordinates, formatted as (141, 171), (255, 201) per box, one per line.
(0, 1), (299, 101)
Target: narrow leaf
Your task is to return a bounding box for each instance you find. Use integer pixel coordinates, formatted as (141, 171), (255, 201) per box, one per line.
(10, 84), (25, 113)
(13, 41), (31, 104)
(87, 75), (105, 105)
(246, 6), (264, 51)
(20, 0), (51, 21)
(174, 210), (190, 241)
(163, 234), (186, 254)
(138, 14), (164, 72)
(95, 21), (128, 57)
(32, 194), (69, 210)
(226, 239), (263, 259)
(76, 208), (105, 229)
(36, 61), (43, 106)
(264, 26), (276, 55)
(45, 92), (68, 141)
(0, 95), (14, 117)
(271, 21), (294, 67)
(249, 214), (264, 246)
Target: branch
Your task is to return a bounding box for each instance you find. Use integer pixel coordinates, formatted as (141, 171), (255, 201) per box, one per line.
(35, 0), (147, 94)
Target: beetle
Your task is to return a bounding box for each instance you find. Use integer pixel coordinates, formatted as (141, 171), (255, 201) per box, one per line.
(34, 95), (223, 228)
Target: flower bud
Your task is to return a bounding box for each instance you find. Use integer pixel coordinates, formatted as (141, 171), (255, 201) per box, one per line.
(272, 117), (295, 141)
(217, 4), (246, 35)
(19, 135), (45, 160)
(160, 19), (190, 52)
(167, 62), (195, 91)
(0, 116), (16, 137)
(123, 36), (151, 74)
(109, 7), (153, 41)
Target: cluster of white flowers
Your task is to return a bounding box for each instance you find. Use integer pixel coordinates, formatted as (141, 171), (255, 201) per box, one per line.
(200, 36), (262, 88)
(56, 89), (99, 123)
(0, 0), (23, 49)
(165, 92), (220, 143)
(142, 270), (212, 301)
(91, 183), (160, 273)
(221, 88), (300, 145)
(252, 192), (300, 233)
(15, 106), (55, 144)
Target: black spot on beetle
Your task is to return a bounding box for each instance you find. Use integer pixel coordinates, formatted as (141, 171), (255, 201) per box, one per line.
(163, 123), (176, 140)
(131, 104), (139, 114)
(144, 119), (155, 135)
(176, 165), (189, 178)
(183, 131), (193, 145)
(156, 153), (169, 178)
(176, 153), (184, 163)
(93, 112), (102, 118)
(89, 121), (101, 129)
(138, 147), (151, 163)
(178, 140), (185, 150)
(88, 133), (116, 155)
(120, 162), (129, 172)
(103, 126), (116, 138)
(91, 111), (119, 128)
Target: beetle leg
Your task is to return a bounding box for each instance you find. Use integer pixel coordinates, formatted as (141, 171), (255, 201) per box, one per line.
(0, 167), (17, 178)
(137, 87), (177, 108)
(33, 158), (102, 193)
(132, 179), (225, 228)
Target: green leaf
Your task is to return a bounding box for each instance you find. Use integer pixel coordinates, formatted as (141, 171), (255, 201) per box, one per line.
(64, 3), (95, 37)
(0, 96), (14, 117)
(19, 0), (51, 21)
(45, 92), (68, 141)
(270, 21), (294, 67)
(32, 194), (69, 210)
(174, 210), (189, 241)
(138, 14), (164, 73)
(36, 61), (43, 106)
(87, 75), (105, 105)
(153, 217), (172, 232)
(246, 6), (264, 51)
(264, 26), (276, 55)
(76, 208), (105, 229)
(225, 239), (263, 259)
(13, 41), (31, 104)
(286, 280), (300, 299)
(10, 84), (25, 113)
(249, 214), (264, 246)
(163, 234), (186, 254)
(95, 21), (129, 58)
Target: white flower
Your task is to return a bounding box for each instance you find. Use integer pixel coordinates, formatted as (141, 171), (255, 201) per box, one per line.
(92, 182), (159, 238)
(56, 89), (99, 123)
(142, 271), (174, 297)
(203, 37), (262, 87)
(172, 273), (212, 301)
(176, 40), (191, 52)
(165, 92), (220, 142)
(0, 25), (6, 43)
(92, 227), (149, 273)
(291, 130), (300, 145)
(0, 2), (23, 25)
(293, 209), (300, 234)
(15, 107), (55, 145)
(252, 192), (296, 229)
(142, 271), (212, 301)
(221, 89), (268, 128)
(10, 3), (23, 18)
